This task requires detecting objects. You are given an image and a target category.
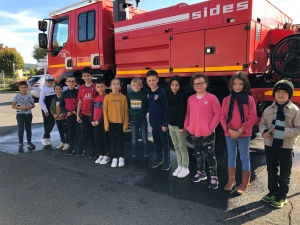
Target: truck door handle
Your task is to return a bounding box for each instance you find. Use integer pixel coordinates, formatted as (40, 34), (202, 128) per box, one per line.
(205, 46), (216, 55)
(93, 56), (100, 65)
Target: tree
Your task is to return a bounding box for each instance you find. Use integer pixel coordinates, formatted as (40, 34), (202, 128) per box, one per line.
(30, 67), (37, 75)
(0, 48), (24, 78)
(32, 44), (47, 61)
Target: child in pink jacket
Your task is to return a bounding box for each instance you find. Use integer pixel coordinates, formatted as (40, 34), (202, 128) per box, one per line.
(220, 72), (257, 194)
(184, 74), (221, 189)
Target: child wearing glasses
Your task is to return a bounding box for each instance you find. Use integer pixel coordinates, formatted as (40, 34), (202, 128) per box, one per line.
(61, 76), (84, 156)
(184, 74), (221, 189)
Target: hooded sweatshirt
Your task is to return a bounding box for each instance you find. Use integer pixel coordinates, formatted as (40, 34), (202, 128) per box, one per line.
(39, 84), (56, 113)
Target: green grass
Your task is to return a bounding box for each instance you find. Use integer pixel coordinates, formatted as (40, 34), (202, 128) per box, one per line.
(0, 88), (11, 91)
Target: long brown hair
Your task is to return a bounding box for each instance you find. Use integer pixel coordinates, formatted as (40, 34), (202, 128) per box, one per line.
(228, 71), (250, 93)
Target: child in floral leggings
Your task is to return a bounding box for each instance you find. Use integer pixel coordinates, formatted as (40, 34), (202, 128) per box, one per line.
(184, 74), (221, 189)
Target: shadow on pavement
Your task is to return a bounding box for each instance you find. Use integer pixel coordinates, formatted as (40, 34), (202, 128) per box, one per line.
(0, 102), (12, 106)
(135, 148), (268, 211)
(0, 124), (270, 214)
(224, 200), (273, 223)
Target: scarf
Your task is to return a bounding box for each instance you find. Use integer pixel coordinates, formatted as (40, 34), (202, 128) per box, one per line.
(272, 101), (289, 147)
(226, 91), (249, 125)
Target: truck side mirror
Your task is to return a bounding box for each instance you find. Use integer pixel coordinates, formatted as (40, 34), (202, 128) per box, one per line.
(38, 33), (48, 49)
(38, 21), (48, 32)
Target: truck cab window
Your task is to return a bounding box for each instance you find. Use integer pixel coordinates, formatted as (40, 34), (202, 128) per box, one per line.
(52, 18), (69, 54)
(78, 11), (95, 42)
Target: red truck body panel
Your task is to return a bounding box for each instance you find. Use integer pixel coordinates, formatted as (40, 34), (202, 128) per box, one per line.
(114, 0), (292, 78)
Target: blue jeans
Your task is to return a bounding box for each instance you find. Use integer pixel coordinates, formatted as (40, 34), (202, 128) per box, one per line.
(225, 136), (251, 171)
(131, 117), (148, 157)
(152, 125), (170, 164)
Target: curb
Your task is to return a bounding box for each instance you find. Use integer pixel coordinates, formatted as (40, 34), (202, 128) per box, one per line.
(0, 91), (20, 94)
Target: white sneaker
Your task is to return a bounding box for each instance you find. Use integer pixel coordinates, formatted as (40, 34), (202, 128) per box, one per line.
(118, 157), (125, 167)
(46, 138), (52, 146)
(100, 156), (110, 164)
(177, 167), (190, 178)
(95, 155), (104, 164)
(111, 158), (118, 168)
(56, 142), (64, 149)
(172, 166), (182, 177)
(62, 144), (69, 151)
(41, 138), (47, 146)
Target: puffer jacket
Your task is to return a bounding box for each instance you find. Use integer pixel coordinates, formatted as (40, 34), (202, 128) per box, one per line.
(259, 100), (300, 149)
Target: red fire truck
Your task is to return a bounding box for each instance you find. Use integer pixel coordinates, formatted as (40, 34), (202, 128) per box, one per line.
(38, 0), (300, 155)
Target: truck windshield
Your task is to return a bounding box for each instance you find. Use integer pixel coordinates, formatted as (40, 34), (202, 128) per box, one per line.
(52, 18), (69, 54)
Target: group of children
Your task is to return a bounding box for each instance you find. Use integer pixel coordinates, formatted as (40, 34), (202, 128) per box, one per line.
(13, 68), (300, 209)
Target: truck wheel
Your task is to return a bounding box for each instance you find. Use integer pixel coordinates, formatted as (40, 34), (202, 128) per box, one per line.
(270, 34), (300, 78)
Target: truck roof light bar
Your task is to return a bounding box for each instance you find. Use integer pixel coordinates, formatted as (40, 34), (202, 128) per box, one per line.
(49, 0), (100, 16)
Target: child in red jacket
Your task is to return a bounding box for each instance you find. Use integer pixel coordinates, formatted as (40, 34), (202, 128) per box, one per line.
(184, 74), (221, 189)
(220, 72), (257, 194)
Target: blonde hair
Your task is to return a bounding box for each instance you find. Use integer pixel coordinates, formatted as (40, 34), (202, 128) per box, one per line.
(131, 78), (143, 85)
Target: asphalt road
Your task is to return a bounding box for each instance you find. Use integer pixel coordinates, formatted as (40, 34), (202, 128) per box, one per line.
(0, 93), (300, 225)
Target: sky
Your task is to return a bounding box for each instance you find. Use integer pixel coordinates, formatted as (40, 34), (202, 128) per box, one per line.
(0, 0), (299, 64)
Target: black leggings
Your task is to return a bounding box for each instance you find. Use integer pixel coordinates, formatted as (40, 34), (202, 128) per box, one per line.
(192, 132), (217, 176)
(93, 122), (110, 156)
(82, 114), (96, 151)
(109, 123), (124, 159)
(42, 111), (55, 139)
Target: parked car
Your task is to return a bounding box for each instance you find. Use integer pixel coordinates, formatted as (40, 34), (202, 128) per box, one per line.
(27, 75), (45, 99)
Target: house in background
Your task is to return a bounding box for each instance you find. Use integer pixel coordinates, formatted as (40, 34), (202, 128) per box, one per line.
(0, 43), (23, 79)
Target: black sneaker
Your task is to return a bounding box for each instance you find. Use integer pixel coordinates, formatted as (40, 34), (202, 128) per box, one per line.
(191, 171), (207, 182)
(151, 160), (163, 168)
(27, 143), (36, 149)
(89, 151), (97, 159)
(65, 150), (75, 156)
(18, 144), (24, 153)
(132, 157), (138, 165)
(209, 176), (219, 189)
(143, 157), (149, 166)
(162, 163), (171, 171)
